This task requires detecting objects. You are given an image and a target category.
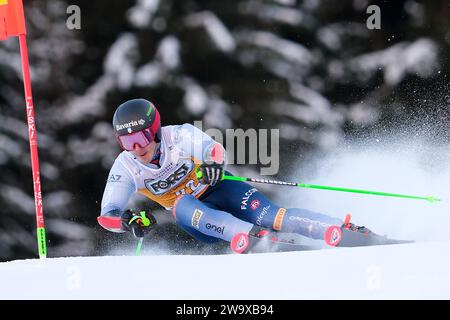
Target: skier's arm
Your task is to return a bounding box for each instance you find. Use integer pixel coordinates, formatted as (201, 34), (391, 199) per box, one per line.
(173, 123), (226, 164)
(98, 161), (136, 233)
(174, 124), (226, 185)
(98, 161), (158, 237)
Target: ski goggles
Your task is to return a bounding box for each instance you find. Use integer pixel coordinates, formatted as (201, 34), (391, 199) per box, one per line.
(117, 128), (155, 151)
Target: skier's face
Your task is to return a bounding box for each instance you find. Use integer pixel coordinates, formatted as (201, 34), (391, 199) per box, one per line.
(130, 140), (159, 164)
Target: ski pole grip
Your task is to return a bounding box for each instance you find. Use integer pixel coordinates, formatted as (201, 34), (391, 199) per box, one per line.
(139, 211), (151, 227)
(195, 167), (203, 179)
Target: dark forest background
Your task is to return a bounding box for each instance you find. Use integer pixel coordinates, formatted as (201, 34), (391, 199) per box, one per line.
(0, 0), (449, 261)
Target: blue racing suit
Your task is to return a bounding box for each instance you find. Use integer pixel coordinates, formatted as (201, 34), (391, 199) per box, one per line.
(98, 123), (342, 244)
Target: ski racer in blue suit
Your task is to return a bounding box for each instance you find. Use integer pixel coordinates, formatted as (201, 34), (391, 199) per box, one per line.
(98, 99), (375, 253)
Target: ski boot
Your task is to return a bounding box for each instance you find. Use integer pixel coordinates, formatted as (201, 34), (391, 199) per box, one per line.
(324, 214), (411, 247)
(230, 226), (274, 254)
(230, 226), (315, 254)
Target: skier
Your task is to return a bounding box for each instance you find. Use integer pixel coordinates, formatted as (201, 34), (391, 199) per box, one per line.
(98, 98), (384, 253)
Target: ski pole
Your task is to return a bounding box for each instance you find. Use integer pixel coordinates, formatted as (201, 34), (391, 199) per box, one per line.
(222, 175), (441, 203)
(135, 238), (144, 256)
(132, 211), (150, 256)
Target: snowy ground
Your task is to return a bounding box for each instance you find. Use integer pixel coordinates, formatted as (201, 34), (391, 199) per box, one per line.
(2, 131), (448, 300)
(1, 241), (449, 299)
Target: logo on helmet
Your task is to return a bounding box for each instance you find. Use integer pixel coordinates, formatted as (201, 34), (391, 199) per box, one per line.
(115, 118), (146, 132)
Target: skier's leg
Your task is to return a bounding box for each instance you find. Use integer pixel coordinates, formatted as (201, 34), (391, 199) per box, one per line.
(200, 178), (343, 240)
(274, 207), (342, 240)
(173, 194), (254, 242)
(176, 223), (222, 244)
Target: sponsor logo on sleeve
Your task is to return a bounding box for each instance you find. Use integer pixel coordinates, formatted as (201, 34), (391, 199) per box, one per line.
(107, 174), (122, 183)
(191, 209), (203, 229)
(273, 208), (286, 231)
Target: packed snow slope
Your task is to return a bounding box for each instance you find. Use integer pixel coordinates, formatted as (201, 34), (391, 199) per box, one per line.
(1, 241), (449, 299)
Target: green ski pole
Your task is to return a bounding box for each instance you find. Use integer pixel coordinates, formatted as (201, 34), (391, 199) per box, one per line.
(131, 211), (151, 256)
(222, 175), (441, 203)
(135, 238), (144, 256)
